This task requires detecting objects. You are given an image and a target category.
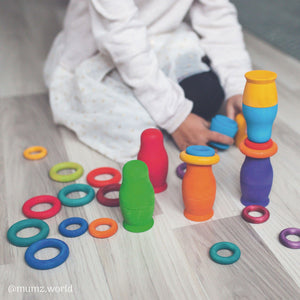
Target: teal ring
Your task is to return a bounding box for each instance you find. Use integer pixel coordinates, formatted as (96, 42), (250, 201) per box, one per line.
(58, 183), (95, 207)
(209, 242), (241, 265)
(7, 219), (49, 247)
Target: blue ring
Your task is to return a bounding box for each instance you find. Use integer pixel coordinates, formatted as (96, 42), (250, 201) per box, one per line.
(58, 183), (95, 207)
(25, 238), (69, 270)
(209, 142), (230, 150)
(59, 217), (88, 238)
(186, 145), (215, 157)
(209, 242), (241, 265)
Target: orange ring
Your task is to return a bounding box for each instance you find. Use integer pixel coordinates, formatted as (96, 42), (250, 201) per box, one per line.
(239, 138), (278, 158)
(88, 218), (118, 238)
(23, 146), (47, 160)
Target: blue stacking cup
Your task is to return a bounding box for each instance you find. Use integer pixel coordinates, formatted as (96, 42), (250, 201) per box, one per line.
(209, 114), (238, 150)
(242, 104), (278, 143)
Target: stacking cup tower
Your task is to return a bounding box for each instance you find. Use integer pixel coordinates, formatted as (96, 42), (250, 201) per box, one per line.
(239, 70), (278, 207)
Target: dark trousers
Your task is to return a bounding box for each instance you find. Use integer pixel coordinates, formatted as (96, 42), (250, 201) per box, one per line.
(179, 69), (225, 121)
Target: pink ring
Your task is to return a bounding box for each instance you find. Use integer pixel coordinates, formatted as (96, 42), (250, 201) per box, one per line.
(242, 205), (270, 224)
(86, 167), (121, 187)
(96, 183), (121, 207)
(22, 195), (61, 219)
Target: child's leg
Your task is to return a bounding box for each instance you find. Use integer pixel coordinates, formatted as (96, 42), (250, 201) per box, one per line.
(47, 55), (156, 163)
(179, 70), (225, 120)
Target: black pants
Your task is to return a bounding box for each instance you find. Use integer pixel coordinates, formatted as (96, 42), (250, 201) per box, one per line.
(179, 69), (225, 121)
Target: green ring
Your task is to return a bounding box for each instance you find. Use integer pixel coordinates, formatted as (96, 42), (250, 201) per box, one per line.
(49, 162), (84, 182)
(209, 242), (241, 265)
(7, 219), (49, 247)
(58, 183), (95, 207)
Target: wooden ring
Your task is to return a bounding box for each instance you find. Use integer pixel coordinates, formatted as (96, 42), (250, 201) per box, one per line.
(96, 184), (121, 207)
(242, 205), (270, 224)
(86, 167), (121, 187)
(23, 146), (47, 160)
(88, 218), (118, 239)
(22, 195), (61, 219)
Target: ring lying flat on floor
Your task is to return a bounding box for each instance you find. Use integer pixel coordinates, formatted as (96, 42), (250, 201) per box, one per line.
(49, 162), (84, 182)
(96, 183), (121, 207)
(176, 162), (186, 179)
(242, 205), (270, 224)
(209, 242), (241, 265)
(25, 238), (69, 270)
(23, 146), (47, 160)
(89, 218), (118, 238)
(59, 217), (88, 237)
(279, 228), (300, 249)
(22, 195), (61, 219)
(58, 183), (95, 207)
(7, 219), (49, 247)
(86, 167), (121, 187)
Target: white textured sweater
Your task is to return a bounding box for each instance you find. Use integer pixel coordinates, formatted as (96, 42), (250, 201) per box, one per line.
(45, 0), (251, 134)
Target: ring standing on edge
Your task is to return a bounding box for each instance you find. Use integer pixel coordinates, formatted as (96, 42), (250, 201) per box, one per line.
(58, 184), (95, 207)
(176, 162), (186, 179)
(89, 218), (118, 238)
(242, 205), (270, 224)
(279, 228), (300, 249)
(49, 162), (84, 182)
(96, 183), (121, 207)
(7, 219), (49, 247)
(22, 195), (61, 219)
(23, 146), (47, 160)
(209, 242), (241, 265)
(25, 238), (69, 270)
(59, 217), (88, 237)
(86, 167), (121, 187)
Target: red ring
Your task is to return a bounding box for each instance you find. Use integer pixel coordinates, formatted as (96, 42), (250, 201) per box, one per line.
(86, 167), (121, 187)
(22, 195), (61, 219)
(244, 138), (273, 150)
(242, 205), (270, 224)
(96, 183), (121, 207)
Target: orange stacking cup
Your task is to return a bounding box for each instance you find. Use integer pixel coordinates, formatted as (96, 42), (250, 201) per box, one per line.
(180, 146), (220, 222)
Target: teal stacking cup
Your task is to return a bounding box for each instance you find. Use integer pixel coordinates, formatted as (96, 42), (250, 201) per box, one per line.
(209, 114), (238, 150)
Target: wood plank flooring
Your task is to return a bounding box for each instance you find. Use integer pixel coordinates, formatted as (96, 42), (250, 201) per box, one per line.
(1, 1), (300, 299)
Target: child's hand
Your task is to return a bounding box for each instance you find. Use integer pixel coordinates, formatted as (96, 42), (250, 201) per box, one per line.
(171, 113), (234, 151)
(226, 94), (243, 120)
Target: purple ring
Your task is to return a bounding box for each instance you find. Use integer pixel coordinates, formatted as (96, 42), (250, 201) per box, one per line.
(176, 162), (186, 179)
(279, 228), (300, 249)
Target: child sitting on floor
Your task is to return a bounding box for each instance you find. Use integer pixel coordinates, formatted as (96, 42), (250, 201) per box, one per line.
(44, 0), (251, 162)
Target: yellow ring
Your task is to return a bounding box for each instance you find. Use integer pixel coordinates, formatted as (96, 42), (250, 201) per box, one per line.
(180, 151), (220, 165)
(49, 162), (84, 182)
(23, 146), (47, 160)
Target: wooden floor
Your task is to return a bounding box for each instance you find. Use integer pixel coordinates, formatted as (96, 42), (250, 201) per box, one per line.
(1, 1), (300, 299)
